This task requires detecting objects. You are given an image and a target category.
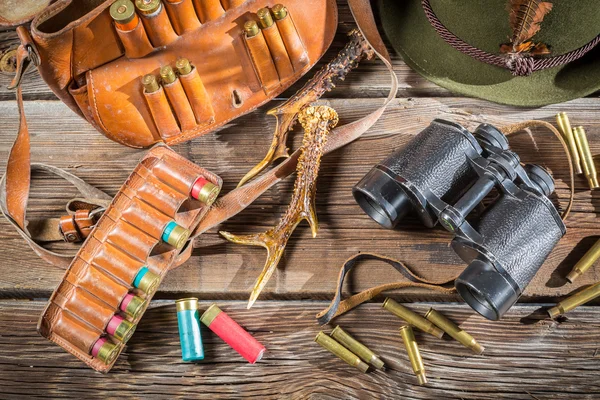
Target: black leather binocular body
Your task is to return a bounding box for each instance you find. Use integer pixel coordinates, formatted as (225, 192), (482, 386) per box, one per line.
(353, 119), (566, 320)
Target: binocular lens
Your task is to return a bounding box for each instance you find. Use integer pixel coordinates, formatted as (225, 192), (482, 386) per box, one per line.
(353, 167), (412, 229)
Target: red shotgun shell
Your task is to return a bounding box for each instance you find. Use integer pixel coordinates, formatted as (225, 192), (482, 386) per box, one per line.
(190, 177), (220, 206)
(200, 304), (266, 363)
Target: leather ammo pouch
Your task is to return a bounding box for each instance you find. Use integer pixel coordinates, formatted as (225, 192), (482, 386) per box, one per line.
(9, 0), (337, 148)
(37, 145), (222, 372)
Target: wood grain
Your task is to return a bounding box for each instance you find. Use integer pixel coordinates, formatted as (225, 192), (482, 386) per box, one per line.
(0, 300), (598, 399)
(1, 98), (600, 301)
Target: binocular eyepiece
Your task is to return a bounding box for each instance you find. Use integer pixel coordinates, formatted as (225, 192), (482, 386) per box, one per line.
(353, 120), (565, 320)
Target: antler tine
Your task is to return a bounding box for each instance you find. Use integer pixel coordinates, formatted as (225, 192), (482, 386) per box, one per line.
(236, 29), (374, 188)
(222, 105), (339, 308)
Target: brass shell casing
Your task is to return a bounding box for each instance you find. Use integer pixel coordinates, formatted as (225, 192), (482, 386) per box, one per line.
(196, 181), (220, 205)
(272, 4), (288, 20)
(399, 325), (427, 385)
(382, 298), (444, 339)
(257, 7), (274, 28)
(548, 282), (600, 318)
(331, 326), (385, 369)
(135, 0), (161, 14)
(315, 332), (369, 373)
(176, 297), (199, 312)
(244, 20), (260, 37)
(160, 65), (177, 85)
(137, 270), (160, 293)
(424, 308), (484, 354)
(110, 0), (137, 25)
(97, 341), (119, 364)
(142, 74), (160, 93)
(573, 126), (599, 189)
(567, 239), (600, 283)
(556, 113), (583, 175)
(114, 319), (136, 343)
(200, 303), (222, 326)
(175, 58), (192, 76)
(124, 295), (147, 319)
(165, 224), (190, 249)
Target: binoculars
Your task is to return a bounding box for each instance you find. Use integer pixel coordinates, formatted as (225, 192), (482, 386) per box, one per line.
(353, 119), (566, 320)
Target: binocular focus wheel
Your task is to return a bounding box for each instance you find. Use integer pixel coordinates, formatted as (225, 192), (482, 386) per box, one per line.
(474, 124), (510, 151)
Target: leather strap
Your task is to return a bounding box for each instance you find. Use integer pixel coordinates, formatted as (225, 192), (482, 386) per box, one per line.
(316, 253), (458, 325)
(1, 0), (398, 270)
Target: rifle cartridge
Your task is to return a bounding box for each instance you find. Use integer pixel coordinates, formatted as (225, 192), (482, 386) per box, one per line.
(331, 326), (385, 369)
(399, 325), (427, 385)
(257, 7), (274, 28)
(556, 113), (583, 175)
(548, 281), (600, 318)
(244, 20), (260, 37)
(315, 332), (368, 373)
(424, 308), (484, 354)
(142, 74), (160, 93)
(566, 238), (600, 283)
(573, 126), (599, 189)
(382, 298), (444, 339)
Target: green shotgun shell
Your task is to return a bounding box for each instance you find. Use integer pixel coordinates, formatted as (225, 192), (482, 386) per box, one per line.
(424, 308), (484, 354)
(315, 331), (369, 373)
(142, 74), (160, 93)
(383, 298), (444, 339)
(133, 266), (160, 293)
(120, 293), (147, 319)
(161, 221), (190, 250)
(548, 282), (600, 318)
(566, 239), (600, 283)
(257, 7), (274, 28)
(399, 325), (427, 385)
(244, 20), (260, 37)
(330, 326), (384, 369)
(160, 65), (177, 85)
(272, 4), (288, 20)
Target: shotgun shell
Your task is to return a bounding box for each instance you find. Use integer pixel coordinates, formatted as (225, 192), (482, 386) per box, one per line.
(399, 325), (427, 385)
(110, 0), (138, 31)
(161, 221), (190, 249)
(244, 20), (260, 37)
(107, 315), (136, 343)
(120, 293), (147, 319)
(548, 281), (600, 318)
(200, 304), (266, 363)
(175, 57), (193, 76)
(556, 113), (583, 175)
(92, 337), (119, 364)
(331, 326), (384, 369)
(567, 239), (600, 283)
(257, 7), (274, 28)
(382, 298), (444, 339)
(132, 266), (160, 293)
(190, 176), (220, 205)
(160, 65), (177, 85)
(573, 126), (599, 189)
(135, 0), (161, 15)
(176, 298), (204, 362)
(272, 4), (288, 20)
(424, 308), (484, 354)
(315, 331), (369, 373)
(142, 74), (160, 93)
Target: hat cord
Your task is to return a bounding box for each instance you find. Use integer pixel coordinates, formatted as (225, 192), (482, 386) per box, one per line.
(421, 0), (600, 76)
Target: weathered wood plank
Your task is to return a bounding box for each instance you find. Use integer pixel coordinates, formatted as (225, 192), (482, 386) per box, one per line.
(1, 97), (600, 301)
(0, 301), (598, 399)
(0, 1), (446, 101)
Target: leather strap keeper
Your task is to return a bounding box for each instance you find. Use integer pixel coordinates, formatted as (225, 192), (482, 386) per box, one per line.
(37, 145), (223, 373)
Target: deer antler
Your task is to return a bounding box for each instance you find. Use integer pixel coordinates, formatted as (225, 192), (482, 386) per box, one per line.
(236, 29), (374, 188)
(221, 105), (339, 308)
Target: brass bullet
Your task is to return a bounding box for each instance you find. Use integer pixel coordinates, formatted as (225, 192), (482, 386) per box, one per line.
(424, 308), (484, 354)
(257, 7), (274, 28)
(566, 238), (600, 283)
(244, 20), (260, 37)
(573, 126), (599, 189)
(548, 281), (600, 318)
(272, 4), (288, 20)
(142, 74), (160, 93)
(556, 112), (583, 175)
(175, 58), (192, 76)
(331, 326), (385, 369)
(314, 331), (369, 373)
(399, 325), (427, 385)
(382, 298), (444, 339)
(160, 65), (177, 85)
(135, 0), (161, 14)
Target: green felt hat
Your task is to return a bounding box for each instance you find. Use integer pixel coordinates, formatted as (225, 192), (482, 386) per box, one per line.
(379, 0), (600, 106)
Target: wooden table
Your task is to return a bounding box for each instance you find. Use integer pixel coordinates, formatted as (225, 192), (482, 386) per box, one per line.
(1, 3), (600, 398)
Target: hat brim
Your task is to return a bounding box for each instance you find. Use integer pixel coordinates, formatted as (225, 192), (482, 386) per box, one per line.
(379, 0), (600, 106)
